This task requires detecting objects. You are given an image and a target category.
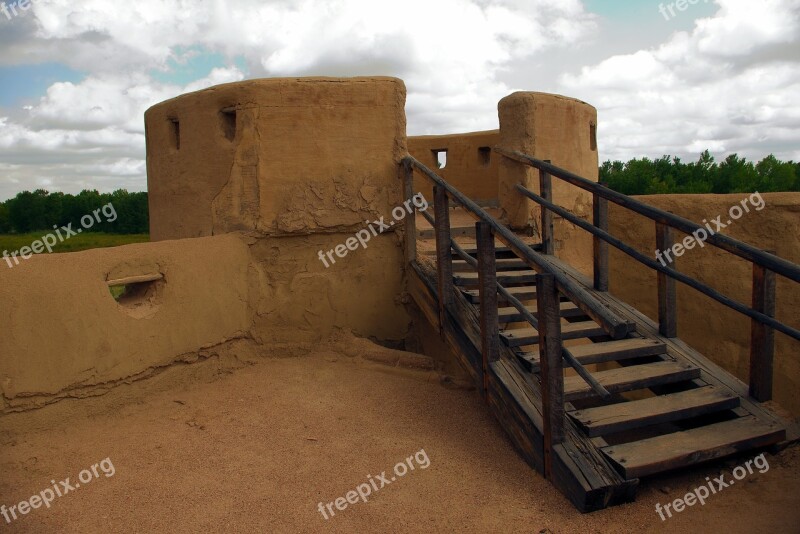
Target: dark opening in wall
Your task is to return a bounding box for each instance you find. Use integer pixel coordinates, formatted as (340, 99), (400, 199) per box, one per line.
(169, 118), (181, 150)
(220, 108), (237, 142)
(433, 149), (448, 169)
(107, 273), (165, 319)
(478, 146), (491, 166)
(590, 122), (597, 152)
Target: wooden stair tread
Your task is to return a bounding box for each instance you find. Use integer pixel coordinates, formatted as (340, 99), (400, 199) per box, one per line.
(569, 386), (740, 437)
(500, 321), (607, 347)
(452, 259), (529, 272)
(602, 416), (786, 478)
(498, 302), (583, 322)
(418, 225), (476, 239)
(522, 338), (667, 372)
(564, 361), (701, 401)
(462, 285), (537, 303)
(454, 270), (538, 287)
(452, 244), (543, 256)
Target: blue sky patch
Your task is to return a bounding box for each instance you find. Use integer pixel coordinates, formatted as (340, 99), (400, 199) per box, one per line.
(0, 63), (85, 107)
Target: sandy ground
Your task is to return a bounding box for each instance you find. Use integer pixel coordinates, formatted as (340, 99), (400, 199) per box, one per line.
(1, 343), (799, 533)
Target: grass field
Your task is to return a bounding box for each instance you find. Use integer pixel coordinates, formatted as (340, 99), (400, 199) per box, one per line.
(0, 233), (150, 255)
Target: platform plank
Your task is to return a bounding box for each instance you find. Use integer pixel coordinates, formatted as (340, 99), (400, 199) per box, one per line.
(569, 386), (739, 437)
(501, 322), (607, 347)
(521, 338), (667, 372)
(602, 416), (785, 478)
(563, 361), (700, 401)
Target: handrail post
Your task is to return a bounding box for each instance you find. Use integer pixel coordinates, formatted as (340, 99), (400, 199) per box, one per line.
(434, 185), (454, 334)
(750, 253), (776, 401)
(593, 187), (609, 291)
(536, 273), (565, 480)
(539, 160), (554, 255)
(656, 222), (678, 338)
(476, 222), (499, 396)
(401, 159), (417, 265)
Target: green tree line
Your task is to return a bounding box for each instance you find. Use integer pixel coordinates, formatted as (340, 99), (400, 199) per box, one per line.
(600, 151), (800, 195)
(0, 189), (149, 234)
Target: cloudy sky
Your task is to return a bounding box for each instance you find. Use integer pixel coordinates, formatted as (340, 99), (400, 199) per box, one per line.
(0, 0), (798, 200)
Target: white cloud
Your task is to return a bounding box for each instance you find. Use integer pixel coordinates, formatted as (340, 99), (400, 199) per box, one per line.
(0, 0), (798, 201)
(0, 0), (597, 199)
(558, 0), (800, 162)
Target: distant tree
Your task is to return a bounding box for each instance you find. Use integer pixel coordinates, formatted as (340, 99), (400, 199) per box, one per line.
(601, 152), (798, 195)
(1, 189), (149, 234)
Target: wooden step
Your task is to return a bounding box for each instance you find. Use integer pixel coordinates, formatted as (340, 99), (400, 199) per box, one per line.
(417, 225), (476, 239)
(454, 270), (537, 287)
(451, 259), (529, 273)
(454, 244), (543, 256)
(521, 338), (668, 373)
(500, 321), (607, 347)
(602, 416), (785, 478)
(564, 361), (701, 402)
(498, 302), (584, 322)
(569, 386), (740, 437)
(462, 285), (537, 303)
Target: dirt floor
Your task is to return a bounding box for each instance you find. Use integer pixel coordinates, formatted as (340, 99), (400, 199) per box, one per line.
(1, 340), (799, 533)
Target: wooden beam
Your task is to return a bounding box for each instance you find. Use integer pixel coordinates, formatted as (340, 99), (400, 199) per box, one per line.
(750, 256), (776, 401)
(539, 163), (554, 255)
(593, 190), (609, 291)
(433, 185), (454, 334)
(106, 273), (163, 286)
(477, 222), (500, 395)
(656, 222), (677, 338)
(536, 273), (565, 480)
(401, 159), (416, 265)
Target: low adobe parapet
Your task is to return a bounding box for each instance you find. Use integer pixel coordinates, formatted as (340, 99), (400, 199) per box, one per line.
(408, 130), (500, 205)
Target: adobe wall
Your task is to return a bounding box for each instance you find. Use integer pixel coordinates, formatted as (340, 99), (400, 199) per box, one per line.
(1, 78), (415, 414)
(0, 235), (253, 413)
(408, 130), (500, 204)
(146, 77), (413, 346)
(607, 193), (800, 415)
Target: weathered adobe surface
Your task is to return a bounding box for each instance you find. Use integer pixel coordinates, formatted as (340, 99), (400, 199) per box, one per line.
(145, 76), (415, 348)
(145, 77), (408, 240)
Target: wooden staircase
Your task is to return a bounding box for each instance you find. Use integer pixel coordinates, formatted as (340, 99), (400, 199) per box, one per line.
(451, 244), (787, 482)
(402, 153), (799, 512)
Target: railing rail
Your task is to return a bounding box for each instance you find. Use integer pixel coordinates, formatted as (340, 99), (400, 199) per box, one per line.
(403, 156), (614, 400)
(495, 146), (800, 402)
(495, 147), (800, 283)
